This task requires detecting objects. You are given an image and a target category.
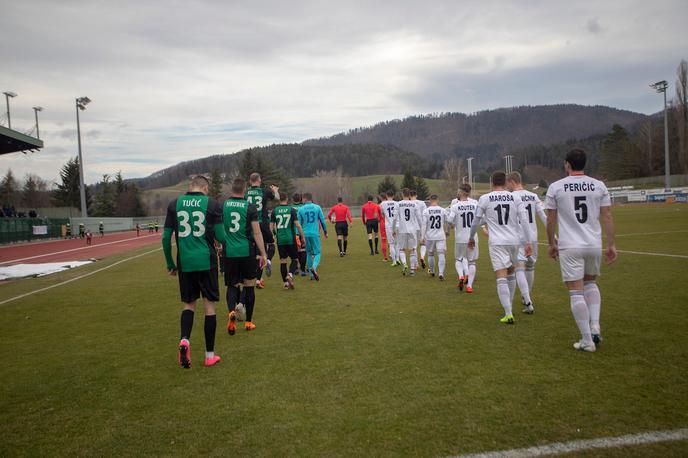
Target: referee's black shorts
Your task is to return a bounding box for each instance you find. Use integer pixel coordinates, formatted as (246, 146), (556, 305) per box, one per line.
(178, 268), (220, 303)
(335, 221), (349, 237)
(278, 243), (298, 260)
(223, 256), (258, 286)
(365, 219), (379, 234)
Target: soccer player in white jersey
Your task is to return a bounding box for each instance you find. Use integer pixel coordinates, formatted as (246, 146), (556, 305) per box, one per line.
(447, 184), (480, 292)
(469, 171), (534, 324)
(410, 190), (427, 271)
(545, 149), (617, 352)
(380, 191), (400, 265)
(393, 188), (423, 276)
(421, 194), (448, 279)
(506, 171), (547, 314)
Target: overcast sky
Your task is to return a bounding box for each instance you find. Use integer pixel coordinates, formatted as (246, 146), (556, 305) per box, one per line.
(1, 0), (686, 185)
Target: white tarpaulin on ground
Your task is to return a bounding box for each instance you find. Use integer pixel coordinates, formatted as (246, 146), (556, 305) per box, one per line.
(0, 261), (94, 281)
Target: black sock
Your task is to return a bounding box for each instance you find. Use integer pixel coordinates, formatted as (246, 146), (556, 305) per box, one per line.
(267, 244), (276, 261)
(256, 267), (263, 281)
(204, 314), (216, 352)
(180, 309), (194, 340)
(300, 252), (307, 270)
(375, 237), (379, 251)
(280, 263), (288, 282)
(289, 259), (298, 275)
(344, 240), (348, 252)
(368, 239), (373, 251)
(244, 287), (256, 322)
(337, 240), (343, 252)
(227, 285), (240, 312)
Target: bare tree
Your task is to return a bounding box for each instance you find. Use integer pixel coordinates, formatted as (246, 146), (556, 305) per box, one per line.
(308, 169), (352, 207)
(638, 121), (654, 175)
(441, 157), (464, 198)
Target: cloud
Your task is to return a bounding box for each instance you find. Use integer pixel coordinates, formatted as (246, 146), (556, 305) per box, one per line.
(0, 0), (686, 184)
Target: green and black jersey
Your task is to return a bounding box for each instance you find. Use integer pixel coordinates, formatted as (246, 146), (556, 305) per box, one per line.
(163, 192), (223, 272)
(223, 197), (259, 258)
(245, 186), (275, 225)
(271, 205), (299, 246)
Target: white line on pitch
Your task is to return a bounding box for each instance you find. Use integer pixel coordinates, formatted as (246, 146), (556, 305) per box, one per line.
(0, 248), (161, 306)
(0, 233), (160, 265)
(616, 230), (688, 237)
(450, 427), (688, 458)
(535, 242), (688, 259)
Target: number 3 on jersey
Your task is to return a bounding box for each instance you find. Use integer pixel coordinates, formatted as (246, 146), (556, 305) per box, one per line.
(178, 210), (205, 237)
(227, 212), (242, 233)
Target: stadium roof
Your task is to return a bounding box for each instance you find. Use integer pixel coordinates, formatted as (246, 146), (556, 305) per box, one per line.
(0, 125), (44, 155)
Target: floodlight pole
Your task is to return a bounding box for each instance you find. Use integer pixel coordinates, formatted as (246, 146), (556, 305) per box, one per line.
(3, 92), (16, 130)
(467, 157), (474, 190)
(76, 98), (88, 217)
(33, 107), (42, 139)
(662, 87), (670, 191)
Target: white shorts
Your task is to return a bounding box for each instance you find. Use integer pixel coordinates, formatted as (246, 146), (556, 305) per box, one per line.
(455, 242), (479, 262)
(488, 245), (519, 271)
(558, 248), (601, 282)
(518, 242), (538, 266)
(426, 240), (446, 254)
(397, 233), (418, 250)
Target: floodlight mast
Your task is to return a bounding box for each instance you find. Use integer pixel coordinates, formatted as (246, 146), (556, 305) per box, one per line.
(32, 106), (43, 139)
(76, 97), (91, 217)
(649, 80), (671, 192)
(3, 91), (17, 130)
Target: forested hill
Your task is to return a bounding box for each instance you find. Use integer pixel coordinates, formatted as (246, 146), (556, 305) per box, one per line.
(135, 144), (427, 190)
(303, 104), (646, 157)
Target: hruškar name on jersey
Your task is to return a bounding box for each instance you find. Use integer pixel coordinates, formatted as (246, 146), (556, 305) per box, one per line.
(225, 201), (246, 208)
(182, 198), (203, 207)
(488, 194), (514, 202)
(564, 182), (596, 192)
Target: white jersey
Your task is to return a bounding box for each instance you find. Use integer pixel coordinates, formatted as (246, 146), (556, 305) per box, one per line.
(475, 190), (532, 246)
(448, 199), (479, 244)
(380, 200), (398, 226)
(413, 200), (427, 231)
(394, 199), (422, 234)
(422, 205), (448, 241)
(450, 198), (459, 207)
(512, 189), (547, 243)
(544, 174), (611, 249)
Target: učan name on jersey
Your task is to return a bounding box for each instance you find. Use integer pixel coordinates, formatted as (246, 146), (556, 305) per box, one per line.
(182, 198), (203, 208)
(488, 194), (514, 202)
(564, 182), (596, 192)
(520, 194), (537, 202)
(225, 200), (246, 208)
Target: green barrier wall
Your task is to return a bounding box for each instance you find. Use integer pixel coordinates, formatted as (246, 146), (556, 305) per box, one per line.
(0, 218), (69, 244)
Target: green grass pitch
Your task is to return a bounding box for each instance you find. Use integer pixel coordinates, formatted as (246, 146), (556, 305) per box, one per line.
(1, 204), (687, 456)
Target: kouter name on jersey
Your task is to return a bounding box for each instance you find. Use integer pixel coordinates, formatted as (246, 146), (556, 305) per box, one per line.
(564, 182), (596, 192)
(488, 194), (514, 202)
(454, 204), (476, 210)
(182, 198), (203, 207)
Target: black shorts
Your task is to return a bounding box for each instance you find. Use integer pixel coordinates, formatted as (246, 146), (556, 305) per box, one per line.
(366, 219), (379, 234)
(335, 221), (349, 236)
(224, 256), (258, 286)
(278, 243), (298, 260)
(260, 222), (274, 245)
(178, 268), (220, 303)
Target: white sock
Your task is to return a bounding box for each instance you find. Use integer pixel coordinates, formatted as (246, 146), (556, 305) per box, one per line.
(410, 249), (418, 269)
(467, 264), (476, 287)
(420, 245), (427, 259)
(455, 260), (464, 278)
(496, 278), (512, 316)
(399, 251), (407, 266)
(525, 267), (535, 291)
(427, 253), (435, 273)
(389, 244), (396, 262)
(461, 258), (469, 277)
(570, 291), (592, 344)
(584, 281), (601, 333)
(438, 254), (446, 276)
(205, 351), (214, 359)
(516, 269), (532, 304)
(507, 274), (516, 303)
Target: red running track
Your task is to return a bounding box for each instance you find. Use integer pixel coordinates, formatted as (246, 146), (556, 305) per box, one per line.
(0, 231), (163, 266)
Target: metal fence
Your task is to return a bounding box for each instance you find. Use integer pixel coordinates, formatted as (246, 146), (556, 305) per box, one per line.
(0, 218), (69, 244)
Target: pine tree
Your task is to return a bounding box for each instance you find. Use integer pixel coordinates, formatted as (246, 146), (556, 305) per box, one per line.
(53, 157), (89, 208)
(401, 169), (416, 191)
(239, 150), (294, 196)
(599, 125), (641, 180)
(414, 176), (430, 201)
(209, 168), (223, 199)
(22, 174), (49, 208)
(114, 171), (126, 197)
(377, 175), (398, 195)
(92, 174), (115, 217)
(0, 169), (18, 205)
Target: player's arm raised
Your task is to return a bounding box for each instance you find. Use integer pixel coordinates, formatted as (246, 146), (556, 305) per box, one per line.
(600, 206), (617, 264)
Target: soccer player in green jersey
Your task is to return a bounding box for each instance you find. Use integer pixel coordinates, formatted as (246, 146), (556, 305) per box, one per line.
(245, 173), (279, 288)
(162, 175), (227, 369)
(271, 194), (305, 290)
(224, 177), (268, 334)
